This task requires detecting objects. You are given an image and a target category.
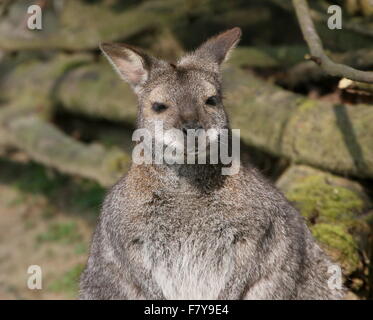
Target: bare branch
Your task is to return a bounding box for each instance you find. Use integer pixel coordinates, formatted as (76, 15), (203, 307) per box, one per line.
(292, 0), (373, 83)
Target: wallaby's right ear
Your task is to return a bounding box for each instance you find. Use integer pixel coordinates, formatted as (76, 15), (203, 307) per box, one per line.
(177, 27), (241, 74)
(195, 27), (242, 66)
(100, 43), (152, 92)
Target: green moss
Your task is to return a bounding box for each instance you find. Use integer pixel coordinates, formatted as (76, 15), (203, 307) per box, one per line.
(297, 99), (317, 113)
(12, 163), (65, 197)
(363, 211), (373, 226)
(284, 173), (367, 275)
(231, 47), (278, 68)
(36, 222), (81, 244)
(59, 63), (138, 124)
(3, 55), (91, 108)
(69, 180), (105, 211)
(49, 264), (85, 298)
(104, 149), (131, 176)
(311, 224), (360, 274)
(286, 175), (364, 225)
(74, 243), (88, 255)
(283, 101), (373, 178)
(0, 158), (105, 213)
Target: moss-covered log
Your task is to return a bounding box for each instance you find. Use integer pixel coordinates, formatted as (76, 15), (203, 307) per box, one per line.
(0, 106), (131, 186)
(224, 67), (373, 179)
(1, 0), (372, 53)
(0, 53), (93, 111)
(37, 60), (373, 179)
(276, 165), (372, 285)
(2, 53), (373, 179)
(55, 62), (138, 124)
(231, 46), (308, 68)
(0, 0), (183, 51)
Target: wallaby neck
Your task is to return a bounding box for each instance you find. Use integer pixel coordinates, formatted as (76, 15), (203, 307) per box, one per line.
(144, 163), (229, 193)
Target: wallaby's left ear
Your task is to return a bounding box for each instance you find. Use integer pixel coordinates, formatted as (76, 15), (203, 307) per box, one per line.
(195, 27), (241, 65)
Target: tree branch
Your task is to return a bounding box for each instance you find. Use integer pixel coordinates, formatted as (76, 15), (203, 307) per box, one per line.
(292, 0), (373, 83)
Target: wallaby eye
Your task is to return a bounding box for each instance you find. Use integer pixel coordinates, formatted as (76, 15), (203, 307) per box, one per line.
(152, 102), (168, 113)
(205, 96), (219, 106)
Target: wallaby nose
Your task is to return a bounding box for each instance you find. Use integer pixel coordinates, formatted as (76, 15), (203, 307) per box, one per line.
(181, 121), (203, 135)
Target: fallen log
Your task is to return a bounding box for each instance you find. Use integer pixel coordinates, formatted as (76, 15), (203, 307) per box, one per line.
(0, 53), (93, 110)
(224, 67), (373, 179)
(55, 63), (373, 179)
(2, 54), (373, 180)
(0, 0), (181, 51)
(276, 164), (372, 289)
(0, 105), (131, 186)
(55, 61), (138, 124)
(231, 46), (308, 69)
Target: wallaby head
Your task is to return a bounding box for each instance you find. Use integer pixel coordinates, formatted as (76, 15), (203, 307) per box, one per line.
(100, 28), (241, 157)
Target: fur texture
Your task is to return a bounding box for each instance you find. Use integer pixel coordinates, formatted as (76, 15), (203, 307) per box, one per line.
(80, 28), (344, 300)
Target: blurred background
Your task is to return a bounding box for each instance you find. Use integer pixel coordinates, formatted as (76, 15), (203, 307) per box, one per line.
(0, 0), (372, 300)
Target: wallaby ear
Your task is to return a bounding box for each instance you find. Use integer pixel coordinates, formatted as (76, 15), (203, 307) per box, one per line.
(178, 27), (241, 73)
(195, 27), (241, 65)
(100, 42), (152, 91)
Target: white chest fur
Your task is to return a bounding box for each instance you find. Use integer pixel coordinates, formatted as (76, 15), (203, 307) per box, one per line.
(141, 236), (234, 299)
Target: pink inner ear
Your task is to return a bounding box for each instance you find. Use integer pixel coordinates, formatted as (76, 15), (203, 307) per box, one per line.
(115, 58), (147, 86)
(126, 65), (147, 85)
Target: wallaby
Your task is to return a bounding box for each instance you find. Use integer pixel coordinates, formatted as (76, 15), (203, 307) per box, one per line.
(80, 28), (344, 300)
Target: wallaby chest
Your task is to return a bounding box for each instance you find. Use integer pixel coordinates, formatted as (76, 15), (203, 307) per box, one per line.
(129, 193), (248, 299)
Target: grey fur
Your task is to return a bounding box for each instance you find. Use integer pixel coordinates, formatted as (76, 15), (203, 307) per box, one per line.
(80, 28), (344, 300)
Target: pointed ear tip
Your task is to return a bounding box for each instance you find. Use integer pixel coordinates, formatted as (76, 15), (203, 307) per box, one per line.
(228, 27), (242, 38)
(215, 27), (241, 44)
(99, 42), (128, 50)
(99, 42), (113, 51)
(99, 42), (133, 57)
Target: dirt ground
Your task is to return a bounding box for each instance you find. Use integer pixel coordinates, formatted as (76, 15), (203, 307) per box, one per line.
(0, 157), (101, 300)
